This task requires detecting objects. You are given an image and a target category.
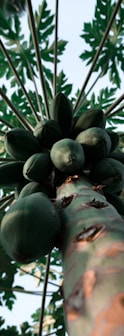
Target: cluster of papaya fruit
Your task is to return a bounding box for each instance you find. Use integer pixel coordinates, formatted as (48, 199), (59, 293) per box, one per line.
(0, 92), (124, 264)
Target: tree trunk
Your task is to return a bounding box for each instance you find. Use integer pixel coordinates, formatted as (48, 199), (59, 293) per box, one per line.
(56, 175), (124, 336)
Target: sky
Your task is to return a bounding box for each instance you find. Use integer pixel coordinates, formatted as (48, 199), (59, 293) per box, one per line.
(0, 0), (124, 332)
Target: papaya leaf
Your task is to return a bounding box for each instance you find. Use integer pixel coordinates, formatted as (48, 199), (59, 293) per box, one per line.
(80, 87), (116, 111)
(56, 71), (73, 96)
(0, 241), (17, 309)
(80, 0), (124, 87)
(0, 11), (24, 43)
(0, 323), (20, 336)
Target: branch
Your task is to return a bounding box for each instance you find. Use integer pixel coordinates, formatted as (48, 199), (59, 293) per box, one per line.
(0, 39), (39, 122)
(0, 286), (42, 295)
(0, 89), (34, 132)
(74, 70), (103, 114)
(28, 63), (44, 120)
(19, 266), (59, 287)
(0, 193), (15, 204)
(106, 104), (124, 118)
(53, 0), (59, 97)
(105, 93), (124, 116)
(0, 158), (16, 162)
(0, 196), (14, 211)
(0, 130), (6, 135)
(74, 0), (123, 112)
(0, 115), (13, 129)
(26, 0), (50, 119)
(38, 253), (51, 336)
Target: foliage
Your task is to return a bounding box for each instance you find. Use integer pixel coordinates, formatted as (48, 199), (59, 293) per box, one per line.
(0, 316), (34, 335)
(0, 0), (124, 335)
(0, 0), (26, 15)
(80, 0), (124, 87)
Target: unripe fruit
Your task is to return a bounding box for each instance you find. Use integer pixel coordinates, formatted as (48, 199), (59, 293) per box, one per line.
(0, 192), (61, 264)
(50, 138), (85, 174)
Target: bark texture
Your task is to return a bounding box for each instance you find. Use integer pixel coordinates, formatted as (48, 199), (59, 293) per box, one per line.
(56, 175), (124, 336)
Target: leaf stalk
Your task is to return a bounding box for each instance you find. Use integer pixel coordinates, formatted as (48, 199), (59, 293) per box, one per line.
(0, 89), (34, 132)
(74, 0), (123, 113)
(26, 0), (50, 119)
(53, 0), (59, 97)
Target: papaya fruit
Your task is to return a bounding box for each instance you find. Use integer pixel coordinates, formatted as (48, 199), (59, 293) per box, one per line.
(4, 127), (41, 161)
(0, 192), (61, 263)
(50, 138), (85, 174)
(15, 179), (29, 199)
(34, 120), (63, 149)
(23, 153), (53, 182)
(109, 151), (124, 164)
(106, 130), (119, 152)
(89, 158), (124, 193)
(104, 192), (124, 218)
(18, 181), (55, 199)
(72, 109), (106, 138)
(76, 127), (111, 163)
(0, 161), (24, 187)
(50, 93), (73, 137)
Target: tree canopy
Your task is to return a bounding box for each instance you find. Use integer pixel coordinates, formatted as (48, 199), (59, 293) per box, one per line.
(0, 0), (124, 335)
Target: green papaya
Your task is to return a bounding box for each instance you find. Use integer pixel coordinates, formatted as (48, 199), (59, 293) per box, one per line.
(72, 109), (106, 138)
(23, 153), (53, 182)
(50, 138), (85, 174)
(15, 179), (29, 199)
(104, 192), (124, 218)
(0, 161), (24, 187)
(89, 158), (124, 193)
(106, 130), (119, 152)
(18, 181), (55, 199)
(109, 151), (124, 164)
(33, 120), (63, 149)
(4, 127), (41, 161)
(0, 192), (61, 263)
(76, 127), (111, 163)
(50, 93), (73, 137)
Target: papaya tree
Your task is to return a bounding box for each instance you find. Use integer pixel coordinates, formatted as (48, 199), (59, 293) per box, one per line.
(0, 0), (124, 335)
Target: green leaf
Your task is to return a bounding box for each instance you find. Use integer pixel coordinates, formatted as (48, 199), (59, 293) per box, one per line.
(56, 71), (72, 96)
(80, 0), (124, 87)
(0, 240), (17, 309)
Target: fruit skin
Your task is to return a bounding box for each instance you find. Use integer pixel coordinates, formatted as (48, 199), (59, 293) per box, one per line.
(50, 93), (73, 137)
(0, 161), (24, 187)
(76, 127), (111, 163)
(50, 138), (85, 174)
(0, 192), (61, 264)
(109, 151), (124, 164)
(23, 153), (53, 182)
(106, 130), (119, 152)
(4, 127), (41, 161)
(15, 179), (29, 199)
(18, 181), (55, 199)
(72, 109), (106, 138)
(89, 158), (124, 193)
(34, 119), (63, 149)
